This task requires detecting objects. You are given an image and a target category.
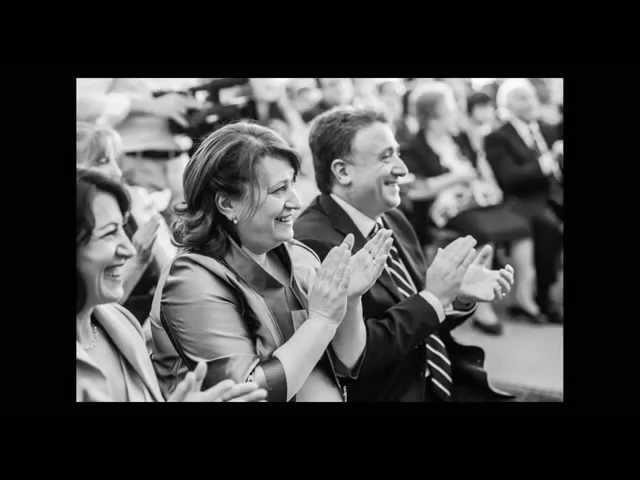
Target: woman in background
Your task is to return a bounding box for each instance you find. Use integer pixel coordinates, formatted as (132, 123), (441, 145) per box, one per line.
(402, 82), (541, 333)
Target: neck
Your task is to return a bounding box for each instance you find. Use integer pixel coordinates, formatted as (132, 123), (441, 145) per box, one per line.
(331, 189), (381, 221)
(76, 305), (95, 344)
(241, 245), (268, 266)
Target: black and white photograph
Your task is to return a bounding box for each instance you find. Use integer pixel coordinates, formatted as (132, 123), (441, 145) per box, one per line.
(75, 77), (564, 404)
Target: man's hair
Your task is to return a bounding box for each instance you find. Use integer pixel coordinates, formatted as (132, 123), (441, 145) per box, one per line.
(308, 106), (387, 194)
(466, 91), (493, 116)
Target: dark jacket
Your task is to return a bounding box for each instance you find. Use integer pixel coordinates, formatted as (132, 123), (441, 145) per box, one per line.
(294, 194), (511, 401)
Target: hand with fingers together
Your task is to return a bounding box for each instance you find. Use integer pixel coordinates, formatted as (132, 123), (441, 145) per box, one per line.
(458, 245), (515, 303)
(307, 234), (353, 326)
(425, 235), (478, 308)
(347, 228), (394, 299)
(167, 362), (268, 402)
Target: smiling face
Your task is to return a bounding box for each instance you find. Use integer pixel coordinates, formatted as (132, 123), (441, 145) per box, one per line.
(76, 192), (136, 309)
(233, 155), (302, 254)
(342, 121), (408, 219)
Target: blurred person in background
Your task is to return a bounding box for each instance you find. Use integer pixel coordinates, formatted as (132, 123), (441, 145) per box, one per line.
(303, 78), (355, 121)
(76, 78), (210, 222)
(375, 79), (410, 145)
(286, 78), (323, 123)
(149, 122), (393, 401)
(76, 169), (266, 402)
(402, 82), (540, 332)
(77, 122), (177, 326)
(485, 78), (563, 323)
(247, 78), (319, 208)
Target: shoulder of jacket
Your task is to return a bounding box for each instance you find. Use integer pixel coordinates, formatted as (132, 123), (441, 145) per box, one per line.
(104, 303), (144, 338)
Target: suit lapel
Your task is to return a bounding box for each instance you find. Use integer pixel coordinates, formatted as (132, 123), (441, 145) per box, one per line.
(319, 195), (404, 303)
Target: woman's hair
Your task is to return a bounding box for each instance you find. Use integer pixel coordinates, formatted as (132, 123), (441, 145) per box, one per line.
(409, 81), (457, 130)
(76, 168), (131, 313)
(172, 121), (300, 258)
(76, 121), (122, 167)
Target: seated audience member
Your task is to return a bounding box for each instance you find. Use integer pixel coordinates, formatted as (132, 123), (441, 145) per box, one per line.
(303, 78), (355, 122)
(401, 82), (540, 330)
(76, 169), (266, 402)
(286, 78), (323, 124)
(485, 78), (563, 323)
(149, 122), (393, 402)
(76, 122), (176, 325)
(76, 78), (205, 213)
(294, 107), (516, 401)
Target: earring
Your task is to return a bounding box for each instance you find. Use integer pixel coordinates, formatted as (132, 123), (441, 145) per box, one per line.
(231, 216), (238, 225)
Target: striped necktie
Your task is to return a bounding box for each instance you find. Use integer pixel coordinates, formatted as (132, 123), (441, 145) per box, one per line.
(370, 219), (453, 401)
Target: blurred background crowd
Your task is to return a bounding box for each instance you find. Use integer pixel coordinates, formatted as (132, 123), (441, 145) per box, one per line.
(77, 77), (563, 399)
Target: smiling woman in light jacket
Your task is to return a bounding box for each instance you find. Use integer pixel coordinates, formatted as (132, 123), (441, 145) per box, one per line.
(150, 122), (393, 402)
(76, 169), (267, 402)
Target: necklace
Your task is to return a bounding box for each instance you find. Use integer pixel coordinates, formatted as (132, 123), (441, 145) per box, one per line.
(82, 322), (99, 351)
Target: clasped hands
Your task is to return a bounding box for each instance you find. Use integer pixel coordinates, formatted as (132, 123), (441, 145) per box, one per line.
(426, 235), (515, 308)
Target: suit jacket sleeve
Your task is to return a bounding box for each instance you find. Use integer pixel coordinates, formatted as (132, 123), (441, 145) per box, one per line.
(484, 130), (549, 196)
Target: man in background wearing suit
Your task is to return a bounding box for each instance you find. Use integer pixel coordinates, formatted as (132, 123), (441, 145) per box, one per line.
(294, 107), (515, 402)
(485, 79), (563, 324)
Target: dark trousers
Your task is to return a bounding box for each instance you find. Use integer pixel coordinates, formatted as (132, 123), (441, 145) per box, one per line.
(509, 196), (563, 306)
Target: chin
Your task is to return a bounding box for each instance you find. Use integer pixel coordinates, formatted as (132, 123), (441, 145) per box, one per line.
(384, 194), (401, 211)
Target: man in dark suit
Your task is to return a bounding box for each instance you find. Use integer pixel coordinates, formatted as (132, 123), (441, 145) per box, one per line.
(294, 107), (515, 402)
(485, 79), (563, 323)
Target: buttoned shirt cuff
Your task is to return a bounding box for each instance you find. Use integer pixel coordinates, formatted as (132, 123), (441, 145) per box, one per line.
(419, 290), (446, 323)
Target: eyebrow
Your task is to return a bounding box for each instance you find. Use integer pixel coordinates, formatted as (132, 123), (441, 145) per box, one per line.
(268, 173), (296, 190)
(378, 144), (400, 157)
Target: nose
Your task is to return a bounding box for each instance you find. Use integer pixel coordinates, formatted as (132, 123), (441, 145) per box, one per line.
(285, 185), (302, 211)
(116, 232), (136, 260)
(390, 154), (408, 178)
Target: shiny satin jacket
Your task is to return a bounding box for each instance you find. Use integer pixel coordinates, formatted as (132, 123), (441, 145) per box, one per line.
(149, 237), (355, 402)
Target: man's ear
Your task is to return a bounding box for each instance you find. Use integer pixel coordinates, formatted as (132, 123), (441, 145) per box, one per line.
(330, 158), (352, 187)
(214, 192), (236, 222)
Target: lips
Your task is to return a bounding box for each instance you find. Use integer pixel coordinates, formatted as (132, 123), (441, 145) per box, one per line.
(104, 263), (125, 280)
(275, 214), (293, 224)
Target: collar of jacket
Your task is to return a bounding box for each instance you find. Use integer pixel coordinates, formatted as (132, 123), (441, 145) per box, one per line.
(76, 303), (164, 402)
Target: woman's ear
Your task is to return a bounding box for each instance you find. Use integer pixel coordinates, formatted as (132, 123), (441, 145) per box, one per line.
(330, 158), (352, 187)
(214, 192), (237, 223)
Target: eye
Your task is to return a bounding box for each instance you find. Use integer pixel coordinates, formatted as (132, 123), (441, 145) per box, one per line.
(96, 156), (110, 166)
